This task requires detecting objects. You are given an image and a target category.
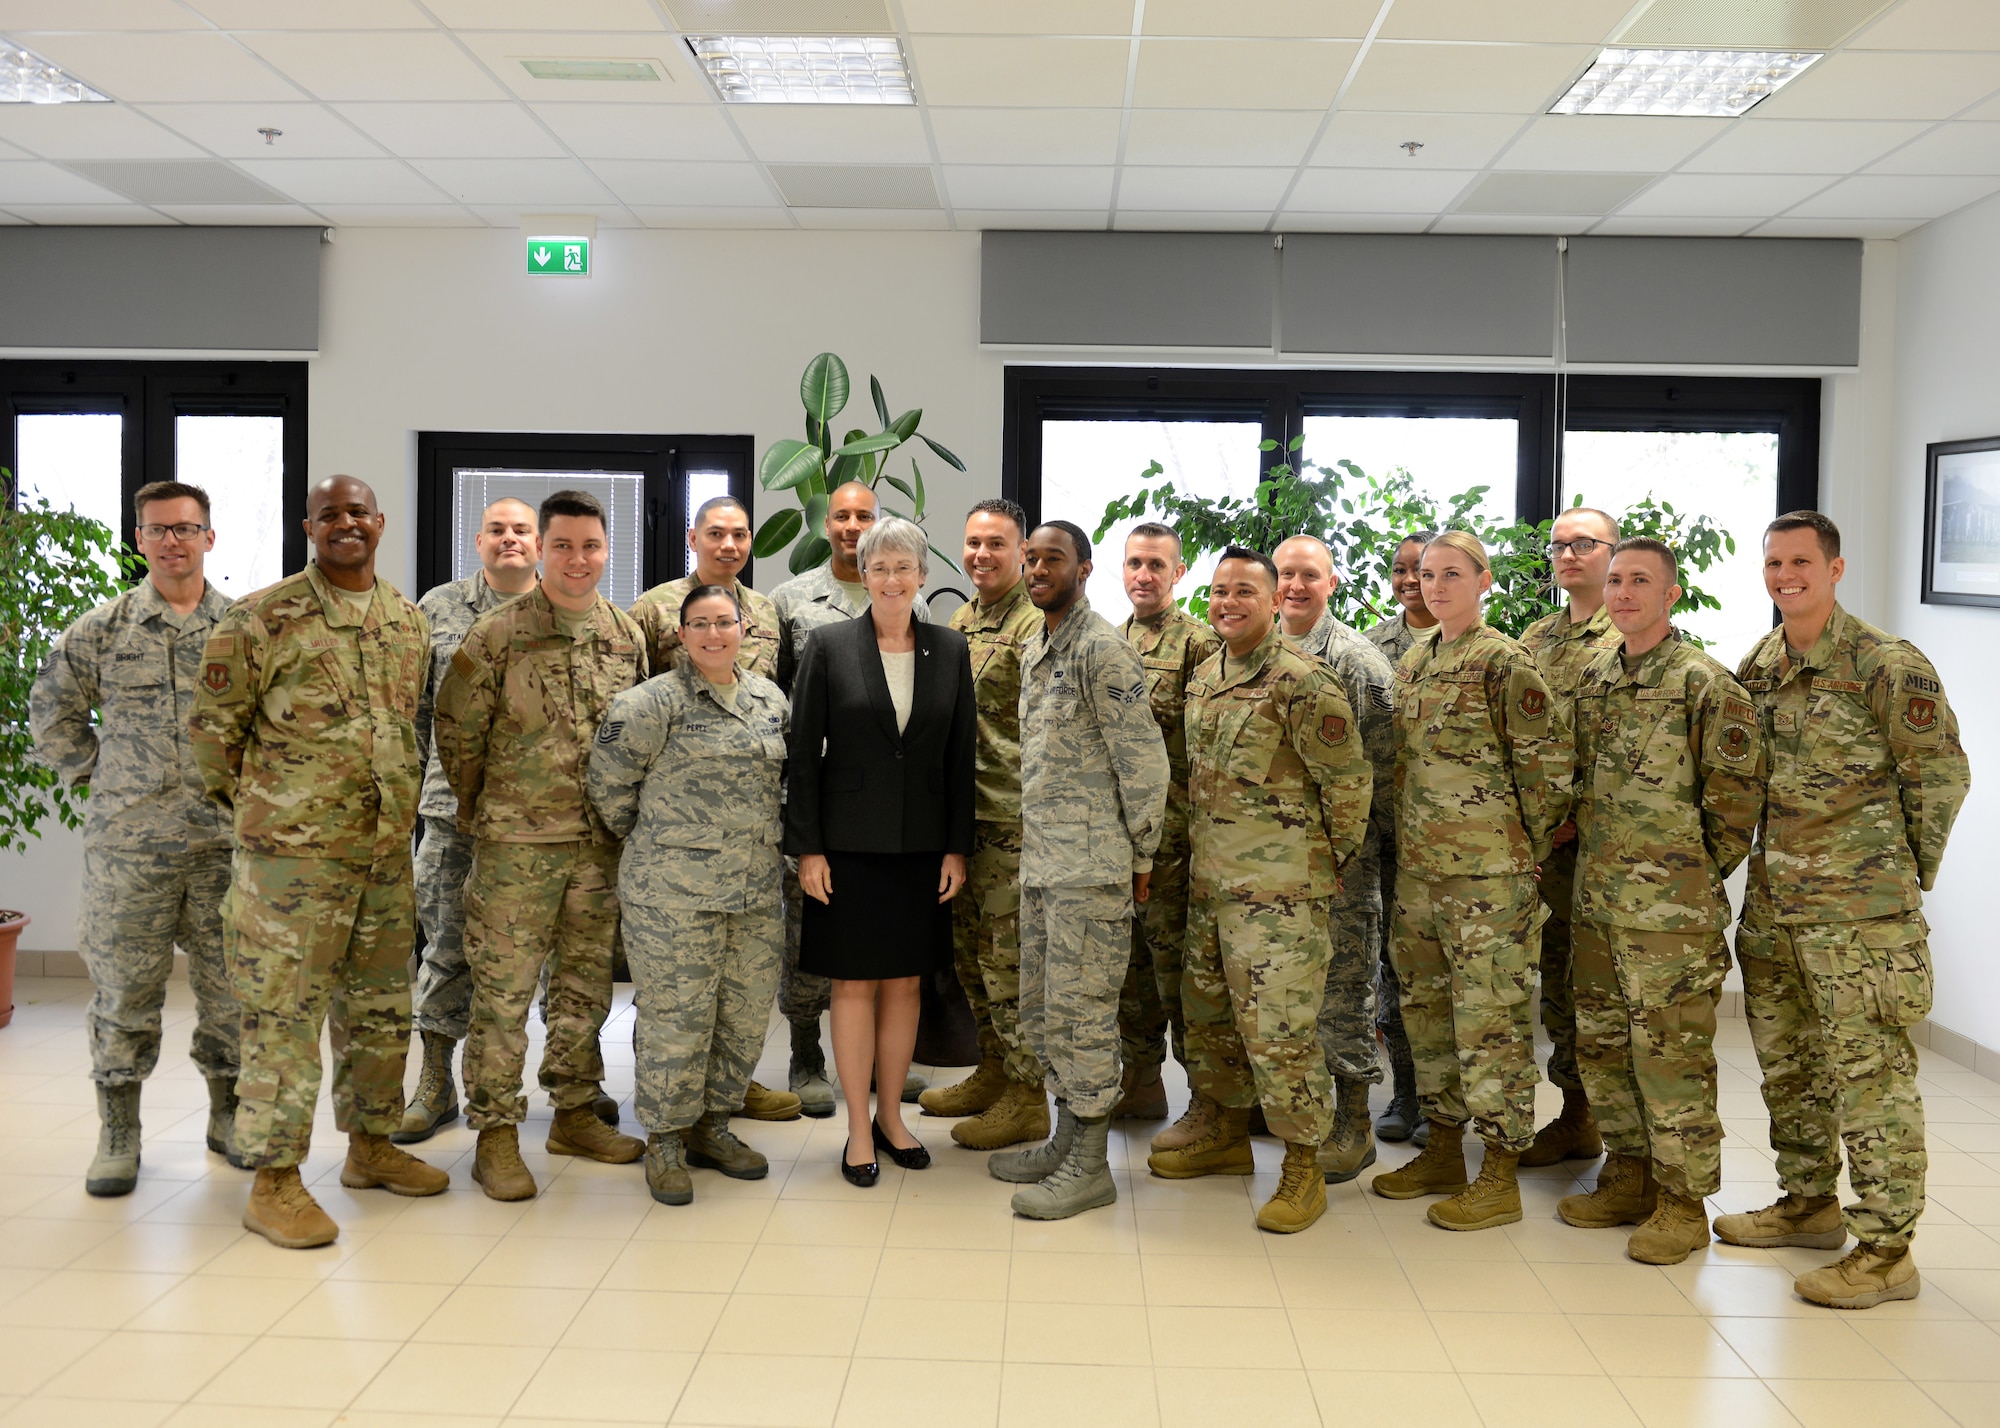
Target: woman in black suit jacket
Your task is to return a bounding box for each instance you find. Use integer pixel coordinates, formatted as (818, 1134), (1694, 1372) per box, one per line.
(785, 516), (976, 1185)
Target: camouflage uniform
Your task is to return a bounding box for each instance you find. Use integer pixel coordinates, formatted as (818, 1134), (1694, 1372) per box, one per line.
(1365, 612), (1430, 1068)
(630, 574), (780, 682)
(1365, 611), (1424, 667)
(950, 579), (1048, 1088)
(1735, 604), (1969, 1246)
(434, 588), (647, 1128)
(1393, 622), (1569, 1152)
(1018, 599), (1170, 1119)
(190, 566), (429, 1168)
(1293, 609), (1397, 1085)
(29, 579), (239, 1087)
(411, 574), (525, 1038)
(1184, 627), (1373, 1144)
(1116, 605), (1219, 1071)
(1519, 605), (1622, 1094)
(1571, 631), (1764, 1198)
(588, 662), (789, 1132)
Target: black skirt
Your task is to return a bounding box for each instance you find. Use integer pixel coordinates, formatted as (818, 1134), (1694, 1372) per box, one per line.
(799, 850), (953, 980)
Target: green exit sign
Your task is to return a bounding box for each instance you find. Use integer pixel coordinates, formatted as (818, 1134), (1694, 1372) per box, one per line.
(527, 236), (590, 277)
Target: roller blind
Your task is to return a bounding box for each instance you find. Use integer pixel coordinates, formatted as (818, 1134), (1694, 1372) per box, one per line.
(980, 231), (1275, 349)
(1279, 234), (1556, 358)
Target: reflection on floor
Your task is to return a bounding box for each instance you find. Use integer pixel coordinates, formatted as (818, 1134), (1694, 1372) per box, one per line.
(0, 974), (1994, 1427)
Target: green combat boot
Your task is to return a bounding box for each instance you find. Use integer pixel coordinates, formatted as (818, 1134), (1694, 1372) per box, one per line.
(920, 1058), (1005, 1118)
(1257, 1139), (1328, 1234)
(1111, 1064), (1167, 1120)
(951, 1079), (1049, 1151)
(1557, 1153), (1657, 1229)
(1520, 1086), (1603, 1167)
(1793, 1241), (1920, 1309)
(86, 1082), (141, 1197)
(1317, 1078), (1377, 1184)
(1714, 1193), (1847, 1250)
(1427, 1145), (1523, 1231)
(1146, 1104), (1253, 1179)
(392, 1030), (459, 1144)
(1370, 1120), (1468, 1200)
(990, 1100), (1077, 1184)
(1628, 1189), (1711, 1265)
(685, 1111), (768, 1179)
(789, 1018), (835, 1118)
(1011, 1113), (1115, 1220)
(645, 1132), (693, 1206)
(206, 1076), (249, 1168)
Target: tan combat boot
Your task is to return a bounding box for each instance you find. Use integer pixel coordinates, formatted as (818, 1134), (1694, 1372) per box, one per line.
(1317, 1078), (1377, 1184)
(1557, 1152), (1657, 1229)
(1520, 1086), (1604, 1167)
(1628, 1189), (1711, 1264)
(1146, 1104), (1253, 1179)
(737, 1080), (804, 1122)
(242, 1166), (339, 1249)
(1793, 1241), (1920, 1309)
(392, 1029), (459, 1144)
(684, 1111), (769, 1179)
(950, 1078), (1050, 1151)
(549, 1105), (645, 1163)
(1150, 1090), (1221, 1153)
(472, 1124), (538, 1201)
(1257, 1140), (1328, 1233)
(1713, 1192), (1847, 1250)
(1370, 1119), (1469, 1200)
(1428, 1145), (1523, 1231)
(342, 1132), (450, 1196)
(1111, 1064), (1168, 1120)
(919, 1058), (1006, 1118)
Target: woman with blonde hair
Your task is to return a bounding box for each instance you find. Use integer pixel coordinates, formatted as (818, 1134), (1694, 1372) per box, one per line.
(1369, 529), (1572, 1231)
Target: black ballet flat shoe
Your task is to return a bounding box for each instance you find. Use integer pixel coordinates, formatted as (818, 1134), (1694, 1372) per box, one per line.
(840, 1149), (880, 1188)
(872, 1119), (932, 1171)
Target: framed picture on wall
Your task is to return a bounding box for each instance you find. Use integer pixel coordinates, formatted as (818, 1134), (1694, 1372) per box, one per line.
(1923, 435), (2000, 607)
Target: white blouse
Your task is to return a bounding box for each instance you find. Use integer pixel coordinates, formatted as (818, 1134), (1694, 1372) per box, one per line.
(881, 649), (915, 734)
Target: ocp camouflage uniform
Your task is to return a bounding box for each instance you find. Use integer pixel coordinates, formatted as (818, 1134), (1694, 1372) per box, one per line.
(950, 578), (1048, 1088)
(1519, 604), (1622, 1094)
(1293, 609), (1397, 1086)
(1185, 628), (1373, 1144)
(412, 574), (525, 1038)
(190, 566), (429, 1167)
(29, 579), (239, 1089)
(1393, 622), (1569, 1152)
(434, 588), (647, 1128)
(1735, 604), (1969, 1246)
(588, 662), (788, 1132)
(1116, 604), (1219, 1072)
(1019, 599), (1170, 1119)
(1365, 612), (1428, 1070)
(1572, 630), (1764, 1198)
(630, 574), (780, 682)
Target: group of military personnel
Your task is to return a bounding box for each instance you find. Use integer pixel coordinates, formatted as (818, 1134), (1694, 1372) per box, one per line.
(28, 473), (1966, 1311)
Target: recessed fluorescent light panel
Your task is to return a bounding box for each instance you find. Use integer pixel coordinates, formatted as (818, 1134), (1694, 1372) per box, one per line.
(1550, 48), (1820, 117)
(1, 43), (110, 104)
(688, 36), (913, 104)
(520, 59), (662, 81)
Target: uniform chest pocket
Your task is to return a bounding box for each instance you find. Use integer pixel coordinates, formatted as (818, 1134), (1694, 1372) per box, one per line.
(103, 656), (170, 717)
(1141, 657), (1179, 724)
(501, 658), (551, 735)
(278, 649), (355, 730)
(1431, 684), (1496, 760)
(1218, 701), (1280, 786)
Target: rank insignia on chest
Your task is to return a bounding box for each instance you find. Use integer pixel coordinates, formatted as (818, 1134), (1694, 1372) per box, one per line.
(1773, 711), (1799, 734)
(203, 661), (232, 694)
(1904, 697), (1937, 733)
(1518, 688), (1545, 718)
(1318, 714), (1347, 745)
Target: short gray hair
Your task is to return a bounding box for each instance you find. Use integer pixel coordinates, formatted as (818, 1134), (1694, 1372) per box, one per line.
(856, 514), (929, 580)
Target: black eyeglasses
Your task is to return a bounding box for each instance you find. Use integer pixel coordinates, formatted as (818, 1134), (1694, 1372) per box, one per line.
(1548, 537), (1608, 557)
(136, 523), (209, 541)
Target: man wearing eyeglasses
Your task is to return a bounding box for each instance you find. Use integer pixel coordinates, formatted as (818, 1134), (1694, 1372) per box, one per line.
(31, 481), (244, 1199)
(1517, 508), (1625, 1169)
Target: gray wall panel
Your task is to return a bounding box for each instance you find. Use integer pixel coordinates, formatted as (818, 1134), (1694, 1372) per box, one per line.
(0, 226), (322, 351)
(1279, 234), (1557, 358)
(980, 231), (1274, 348)
(1563, 237), (1861, 367)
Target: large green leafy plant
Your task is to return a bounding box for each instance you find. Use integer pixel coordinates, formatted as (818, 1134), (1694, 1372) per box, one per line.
(752, 353), (967, 575)
(0, 468), (139, 854)
(1094, 436), (1734, 641)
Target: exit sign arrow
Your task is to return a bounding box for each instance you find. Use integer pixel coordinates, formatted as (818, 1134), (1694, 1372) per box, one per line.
(525, 235), (590, 277)
(531, 245), (553, 268)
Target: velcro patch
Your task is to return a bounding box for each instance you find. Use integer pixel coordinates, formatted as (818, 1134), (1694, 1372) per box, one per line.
(202, 661), (232, 694)
(1719, 724), (1752, 762)
(1902, 671), (1941, 696)
(1318, 714), (1348, 746)
(1903, 697), (1938, 734)
(1741, 678), (1772, 693)
(1812, 676), (1866, 694)
(1724, 697), (1756, 724)
(1518, 688), (1547, 719)
(1108, 681), (1147, 704)
(596, 719), (624, 745)
(1370, 684), (1394, 712)
(449, 648), (478, 680)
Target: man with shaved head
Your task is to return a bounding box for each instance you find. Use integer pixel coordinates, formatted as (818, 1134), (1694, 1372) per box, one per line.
(194, 475), (449, 1249)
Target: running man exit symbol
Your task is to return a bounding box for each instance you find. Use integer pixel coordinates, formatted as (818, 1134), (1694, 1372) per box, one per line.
(526, 236), (590, 276)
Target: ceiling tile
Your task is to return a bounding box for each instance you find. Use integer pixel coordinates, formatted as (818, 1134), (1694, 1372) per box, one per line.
(1868, 124), (2000, 176)
(729, 108), (932, 164)
(0, 139), (27, 160)
(1311, 111), (1526, 169)
(1116, 165), (1292, 210)
(942, 165), (1113, 209)
(531, 103), (746, 161)
(1379, 0), (1635, 42)
(902, 0), (1131, 34)
(1431, 212), (1596, 233)
(927, 108), (1122, 165)
(0, 203), (174, 223)
(311, 203), (482, 225)
(1753, 52), (2000, 121)
(139, 104), (385, 159)
(910, 37), (1130, 107)
(187, 0), (434, 26)
(0, 160), (129, 204)
(234, 156), (449, 203)
(1590, 215), (1755, 235)
(333, 103), (566, 159)
(1752, 216), (1927, 238)
(632, 206), (793, 228)
(1133, 39), (1358, 110)
(1341, 42), (1597, 114)
(0, 104), (206, 160)
(22, 33), (307, 103)
(1786, 173), (2000, 218)
(952, 209), (1108, 229)
(425, 0), (667, 29)
(1495, 115), (1729, 172)
(791, 207), (949, 229)
(1459, 169), (1652, 213)
(1285, 167), (1477, 212)
(470, 202), (638, 226)
(0, 1), (205, 28)
(1844, 0), (2000, 50)
(241, 33), (511, 102)
(1275, 212), (1434, 232)
(66, 158), (289, 204)
(1142, 0), (1377, 38)
(458, 32), (704, 104)
(1112, 209), (1273, 230)
(585, 159), (777, 206)
(1123, 110), (1323, 166)
(768, 162), (937, 207)
(150, 203), (326, 224)
(1617, 172), (1831, 216)
(1681, 119), (1931, 174)
(409, 157), (614, 205)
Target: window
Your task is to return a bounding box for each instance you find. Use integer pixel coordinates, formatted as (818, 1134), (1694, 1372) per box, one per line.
(175, 414), (285, 598)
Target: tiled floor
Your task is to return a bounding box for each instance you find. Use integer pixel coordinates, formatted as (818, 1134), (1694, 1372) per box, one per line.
(0, 974), (1996, 1427)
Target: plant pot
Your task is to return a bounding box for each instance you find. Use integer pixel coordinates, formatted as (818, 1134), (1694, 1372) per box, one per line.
(0, 911), (21, 1029)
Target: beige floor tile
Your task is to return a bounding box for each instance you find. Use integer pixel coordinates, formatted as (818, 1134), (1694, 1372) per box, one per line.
(1402, 1258), (1560, 1314)
(509, 1346), (696, 1422)
(412, 1283), (591, 1347)
(1137, 1254), (1280, 1307)
(1156, 1365), (1317, 1427)
(1150, 1304), (1298, 1369)
(351, 1341), (547, 1417)
(869, 1248), (1010, 1301)
(1658, 1263), (1823, 1318)
(1502, 1217), (1646, 1266)
(733, 1244), (881, 1298)
(759, 1199), (896, 1249)
(996, 1363), (1156, 1428)
(835, 1356), (1001, 1428)
(0, 1326), (108, 1396)
(1570, 1313), (1756, 1377)
(1460, 1373), (1642, 1427)
(122, 1274), (313, 1335)
(1767, 1378), (1961, 1428)
(1712, 1317), (1901, 1379)
(1007, 1250), (1146, 1305)
(886, 1167), (1020, 1210)
(1848, 1318), (2000, 1380)
(1376, 1213), (1529, 1263)
(65, 1223), (241, 1276)
(193, 1334), (400, 1409)
(1, 1400), (174, 1427)
(1616, 1376), (1801, 1428)
(883, 1200), (1017, 1251)
(707, 1293), (868, 1357)
(1430, 1311), (1601, 1376)
(630, 1199), (774, 1243)
(463, 1233), (624, 1290)
(1925, 1266), (2000, 1318)
(1131, 1208), (1265, 1258)
(329, 1232), (499, 1285)
(0, 1269), (182, 1329)
(264, 1277), (451, 1340)
(559, 1288), (727, 1353)
(1289, 1307), (1452, 1372)
(1009, 1205), (1141, 1255)
(39, 1330), (251, 1403)
(161, 1406), (334, 1428)
(671, 1351), (848, 1426)
(855, 1295), (1005, 1360)
(1532, 1262), (1705, 1317)
(1915, 1379), (2000, 1426)
(601, 1240), (752, 1295)
(190, 1233), (365, 1282)
(1307, 1368), (1481, 1426)
(1270, 1255), (1419, 1310)
(1003, 1301), (1152, 1366)
(503, 1194), (652, 1241)
(1257, 1208), (1396, 1260)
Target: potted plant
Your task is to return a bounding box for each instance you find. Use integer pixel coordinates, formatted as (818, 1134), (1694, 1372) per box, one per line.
(0, 466), (136, 1026)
